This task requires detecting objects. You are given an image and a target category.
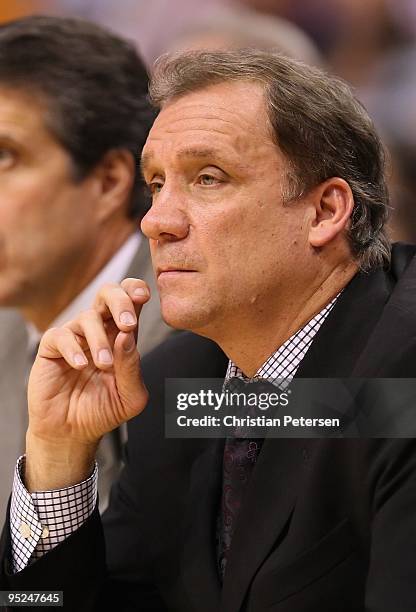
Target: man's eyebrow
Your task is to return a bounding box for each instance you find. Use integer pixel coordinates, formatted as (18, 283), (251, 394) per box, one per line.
(140, 147), (228, 174)
(176, 147), (220, 160)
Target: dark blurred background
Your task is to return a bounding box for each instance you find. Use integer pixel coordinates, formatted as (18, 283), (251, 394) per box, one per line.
(2, 0), (415, 241)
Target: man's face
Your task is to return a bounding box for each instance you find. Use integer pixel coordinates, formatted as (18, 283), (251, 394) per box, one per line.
(0, 87), (102, 308)
(141, 81), (311, 336)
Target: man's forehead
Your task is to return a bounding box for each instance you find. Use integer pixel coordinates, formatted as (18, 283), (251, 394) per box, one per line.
(153, 81), (266, 130)
(142, 82), (272, 165)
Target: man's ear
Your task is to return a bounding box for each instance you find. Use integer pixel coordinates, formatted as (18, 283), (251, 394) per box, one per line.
(92, 149), (135, 223)
(308, 177), (354, 248)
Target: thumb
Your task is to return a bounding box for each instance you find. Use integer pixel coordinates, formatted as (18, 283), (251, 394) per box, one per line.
(113, 331), (148, 421)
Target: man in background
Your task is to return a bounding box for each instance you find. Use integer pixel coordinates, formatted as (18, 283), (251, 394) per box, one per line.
(0, 15), (171, 519)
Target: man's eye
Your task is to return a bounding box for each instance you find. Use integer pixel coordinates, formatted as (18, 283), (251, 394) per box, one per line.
(149, 181), (163, 195)
(198, 174), (219, 186)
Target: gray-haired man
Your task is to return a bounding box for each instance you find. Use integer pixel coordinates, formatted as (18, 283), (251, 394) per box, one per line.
(1, 49), (416, 612)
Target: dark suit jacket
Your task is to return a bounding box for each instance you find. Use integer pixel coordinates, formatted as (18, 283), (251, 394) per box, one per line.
(2, 244), (416, 612)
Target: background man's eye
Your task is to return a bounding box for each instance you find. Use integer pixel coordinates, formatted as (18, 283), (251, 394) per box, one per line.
(0, 149), (14, 166)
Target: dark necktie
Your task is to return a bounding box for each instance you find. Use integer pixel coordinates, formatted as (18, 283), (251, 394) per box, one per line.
(217, 377), (275, 580)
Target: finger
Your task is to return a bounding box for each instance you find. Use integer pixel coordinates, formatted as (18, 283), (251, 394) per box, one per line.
(120, 278), (151, 324)
(93, 280), (150, 332)
(120, 278), (151, 309)
(65, 309), (115, 370)
(120, 278), (152, 342)
(38, 327), (89, 370)
(112, 331), (148, 421)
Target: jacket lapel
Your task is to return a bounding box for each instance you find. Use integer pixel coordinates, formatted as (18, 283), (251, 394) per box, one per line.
(219, 437), (311, 611)
(182, 438), (224, 612)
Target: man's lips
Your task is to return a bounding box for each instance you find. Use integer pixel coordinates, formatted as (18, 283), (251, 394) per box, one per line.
(156, 267), (197, 278)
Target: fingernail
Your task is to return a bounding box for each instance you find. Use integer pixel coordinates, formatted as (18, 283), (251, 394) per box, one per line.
(134, 287), (148, 297)
(98, 348), (113, 364)
(123, 332), (136, 352)
(120, 311), (136, 326)
(74, 353), (88, 366)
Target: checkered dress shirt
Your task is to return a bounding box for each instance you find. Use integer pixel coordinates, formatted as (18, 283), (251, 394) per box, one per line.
(226, 296), (338, 384)
(10, 296), (338, 573)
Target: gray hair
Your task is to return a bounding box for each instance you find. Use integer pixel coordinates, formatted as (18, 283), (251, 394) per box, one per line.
(150, 49), (391, 270)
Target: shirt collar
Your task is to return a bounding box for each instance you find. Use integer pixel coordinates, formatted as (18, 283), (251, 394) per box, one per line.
(225, 294), (339, 386)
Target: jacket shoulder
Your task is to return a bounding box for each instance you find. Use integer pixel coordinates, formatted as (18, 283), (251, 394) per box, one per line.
(390, 242), (416, 281)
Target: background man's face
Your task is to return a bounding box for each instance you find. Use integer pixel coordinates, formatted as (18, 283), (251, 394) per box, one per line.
(141, 81), (311, 337)
(0, 87), (102, 308)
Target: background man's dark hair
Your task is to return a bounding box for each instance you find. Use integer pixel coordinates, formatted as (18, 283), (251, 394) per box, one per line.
(150, 49), (391, 270)
(0, 15), (154, 219)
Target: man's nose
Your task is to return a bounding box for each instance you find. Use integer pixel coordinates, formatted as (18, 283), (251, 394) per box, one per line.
(141, 188), (189, 242)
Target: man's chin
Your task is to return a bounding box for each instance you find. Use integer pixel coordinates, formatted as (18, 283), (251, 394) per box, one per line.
(160, 299), (214, 334)
(161, 311), (202, 332)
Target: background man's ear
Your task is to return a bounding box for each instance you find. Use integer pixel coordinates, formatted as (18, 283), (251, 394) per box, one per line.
(93, 149), (135, 223)
(308, 177), (354, 248)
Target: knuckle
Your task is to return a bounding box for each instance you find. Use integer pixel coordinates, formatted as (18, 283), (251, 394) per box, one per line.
(97, 284), (132, 314)
(79, 308), (99, 322)
(41, 326), (74, 348)
(42, 326), (64, 341)
(100, 282), (122, 294)
(40, 327), (56, 346)
(93, 282), (121, 306)
(121, 277), (145, 287)
(121, 278), (147, 294)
